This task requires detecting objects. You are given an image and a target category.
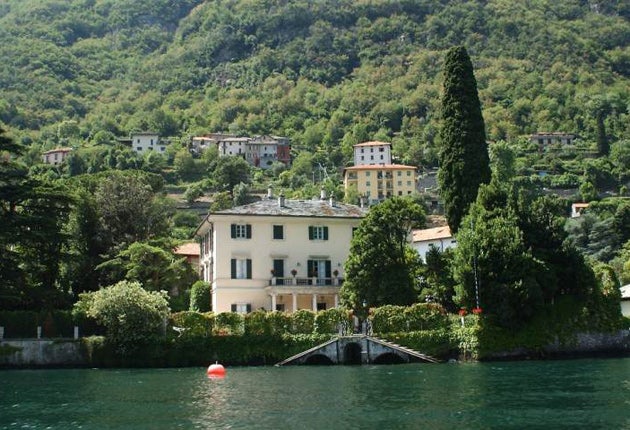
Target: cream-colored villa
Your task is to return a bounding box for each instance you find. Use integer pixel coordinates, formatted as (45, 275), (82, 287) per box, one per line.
(196, 192), (366, 313)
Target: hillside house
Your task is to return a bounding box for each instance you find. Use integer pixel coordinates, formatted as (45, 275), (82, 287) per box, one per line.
(191, 133), (291, 169)
(119, 132), (169, 154)
(195, 192), (365, 313)
(529, 132), (576, 151)
(42, 147), (72, 165)
(343, 141), (418, 205)
(411, 225), (456, 262)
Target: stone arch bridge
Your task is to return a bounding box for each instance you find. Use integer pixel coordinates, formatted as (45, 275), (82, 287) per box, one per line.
(276, 335), (439, 366)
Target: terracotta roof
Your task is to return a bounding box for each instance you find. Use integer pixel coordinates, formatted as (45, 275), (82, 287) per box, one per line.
(353, 141), (392, 147)
(174, 242), (200, 256)
(412, 226), (453, 243)
(344, 164), (416, 170)
(43, 147), (73, 154)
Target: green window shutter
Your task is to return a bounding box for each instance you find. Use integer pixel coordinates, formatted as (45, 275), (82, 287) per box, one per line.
(323, 226), (329, 240)
(308, 226), (314, 240)
(231, 259), (236, 279)
(246, 259), (252, 279)
(231, 224), (236, 238)
(246, 304), (252, 313)
(325, 261), (332, 278)
(231, 304), (237, 312)
(307, 260), (315, 277)
(246, 224), (252, 239)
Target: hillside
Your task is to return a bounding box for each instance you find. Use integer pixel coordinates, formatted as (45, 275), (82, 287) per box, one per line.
(0, 0), (628, 169)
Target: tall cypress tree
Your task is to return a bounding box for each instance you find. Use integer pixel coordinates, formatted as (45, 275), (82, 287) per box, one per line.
(438, 46), (491, 233)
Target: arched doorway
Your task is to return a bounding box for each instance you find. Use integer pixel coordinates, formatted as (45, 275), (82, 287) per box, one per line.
(343, 342), (363, 365)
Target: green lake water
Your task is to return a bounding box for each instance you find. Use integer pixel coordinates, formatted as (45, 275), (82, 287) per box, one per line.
(1, 358), (629, 429)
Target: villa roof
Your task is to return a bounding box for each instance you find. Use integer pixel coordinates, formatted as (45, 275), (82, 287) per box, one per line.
(412, 226), (452, 243)
(210, 197), (366, 219)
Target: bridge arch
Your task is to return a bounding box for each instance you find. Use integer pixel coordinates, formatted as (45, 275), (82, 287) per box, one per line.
(304, 354), (334, 365)
(372, 352), (406, 364)
(343, 342), (362, 364)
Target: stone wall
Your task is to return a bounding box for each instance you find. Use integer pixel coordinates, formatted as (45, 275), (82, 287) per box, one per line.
(0, 340), (86, 367)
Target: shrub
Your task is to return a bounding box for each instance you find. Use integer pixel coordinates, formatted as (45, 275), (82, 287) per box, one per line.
(214, 312), (244, 335)
(189, 281), (211, 312)
(404, 303), (450, 331)
(314, 308), (352, 334)
(73, 281), (170, 354)
(370, 305), (407, 333)
(290, 310), (315, 334)
(171, 311), (214, 337)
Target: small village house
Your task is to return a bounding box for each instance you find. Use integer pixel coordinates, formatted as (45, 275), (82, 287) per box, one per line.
(42, 147), (72, 165)
(411, 225), (456, 262)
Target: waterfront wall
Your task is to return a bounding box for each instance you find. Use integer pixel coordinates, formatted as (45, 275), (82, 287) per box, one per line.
(0, 340), (86, 367)
(483, 329), (630, 360)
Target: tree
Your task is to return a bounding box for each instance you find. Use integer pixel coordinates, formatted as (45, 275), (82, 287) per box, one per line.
(212, 156), (251, 192)
(0, 127), (73, 309)
(189, 280), (211, 312)
(437, 46), (491, 233)
(340, 197), (425, 312)
(74, 280), (170, 354)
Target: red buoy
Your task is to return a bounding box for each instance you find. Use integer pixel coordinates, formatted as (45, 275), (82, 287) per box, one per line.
(207, 363), (226, 378)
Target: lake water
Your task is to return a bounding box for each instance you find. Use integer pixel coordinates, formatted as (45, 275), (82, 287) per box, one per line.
(1, 358), (629, 429)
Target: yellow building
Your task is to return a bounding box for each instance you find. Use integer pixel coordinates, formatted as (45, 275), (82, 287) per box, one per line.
(344, 164), (417, 204)
(196, 194), (365, 313)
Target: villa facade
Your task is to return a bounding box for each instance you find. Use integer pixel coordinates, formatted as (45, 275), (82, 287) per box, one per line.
(196, 193), (365, 313)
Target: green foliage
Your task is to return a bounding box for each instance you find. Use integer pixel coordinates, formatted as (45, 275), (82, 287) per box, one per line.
(171, 311), (214, 337)
(341, 197), (425, 310)
(189, 281), (211, 312)
(314, 308), (352, 334)
(438, 46), (491, 234)
(214, 311), (244, 335)
(290, 309), (315, 334)
(370, 303), (449, 333)
(73, 280), (170, 354)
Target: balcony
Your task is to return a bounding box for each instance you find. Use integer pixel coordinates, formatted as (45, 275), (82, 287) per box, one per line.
(269, 276), (344, 287)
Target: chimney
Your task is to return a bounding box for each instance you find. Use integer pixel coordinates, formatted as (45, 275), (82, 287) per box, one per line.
(320, 187), (326, 200)
(267, 184), (273, 199)
(278, 193), (285, 207)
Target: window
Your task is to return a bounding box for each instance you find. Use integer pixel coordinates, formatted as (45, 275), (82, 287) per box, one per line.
(407, 171), (411, 176)
(308, 226), (328, 240)
(370, 155), (374, 160)
(231, 224), (252, 239)
(398, 181), (402, 186)
(366, 171), (370, 177)
(136, 147), (142, 151)
(231, 303), (251, 313)
(231, 258), (252, 279)
(273, 225), (284, 240)
(307, 259), (332, 285)
(366, 181), (370, 186)
(379, 147), (384, 152)
(397, 171), (402, 176)
(317, 302), (327, 311)
(275, 304), (285, 311)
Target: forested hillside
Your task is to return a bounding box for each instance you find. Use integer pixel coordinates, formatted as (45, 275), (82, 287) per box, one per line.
(0, 0), (628, 168)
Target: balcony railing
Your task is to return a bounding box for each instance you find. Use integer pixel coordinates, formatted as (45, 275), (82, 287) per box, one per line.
(269, 276), (344, 287)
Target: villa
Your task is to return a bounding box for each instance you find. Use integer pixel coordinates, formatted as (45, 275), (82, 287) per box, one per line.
(195, 190), (365, 313)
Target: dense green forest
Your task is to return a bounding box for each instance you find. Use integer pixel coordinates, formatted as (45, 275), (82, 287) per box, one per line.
(0, 0), (629, 327)
(0, 0), (628, 161)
